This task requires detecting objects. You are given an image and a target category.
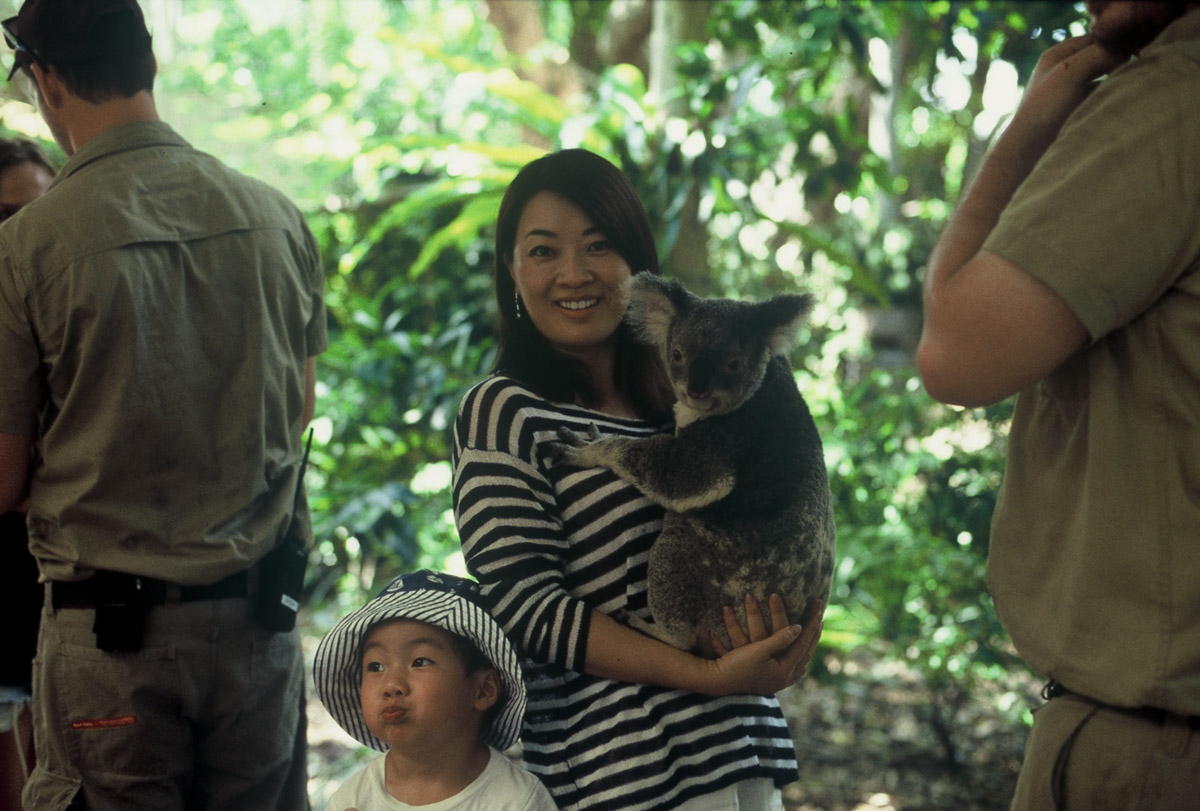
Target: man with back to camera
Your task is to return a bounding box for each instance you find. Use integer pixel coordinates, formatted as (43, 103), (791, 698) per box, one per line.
(0, 1), (326, 809)
(918, 1), (1199, 808)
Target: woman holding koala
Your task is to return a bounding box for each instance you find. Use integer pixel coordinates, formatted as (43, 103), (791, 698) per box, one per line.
(452, 148), (825, 810)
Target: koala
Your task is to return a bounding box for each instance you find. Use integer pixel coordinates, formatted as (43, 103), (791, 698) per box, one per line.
(555, 272), (835, 657)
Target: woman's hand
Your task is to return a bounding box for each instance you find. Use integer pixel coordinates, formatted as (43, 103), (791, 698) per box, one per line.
(711, 593), (792, 652)
(702, 594), (825, 697)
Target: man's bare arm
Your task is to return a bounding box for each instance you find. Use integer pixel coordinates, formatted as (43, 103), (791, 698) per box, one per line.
(918, 36), (1128, 407)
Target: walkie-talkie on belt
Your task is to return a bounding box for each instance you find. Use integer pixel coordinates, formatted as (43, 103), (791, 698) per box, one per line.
(254, 427), (313, 632)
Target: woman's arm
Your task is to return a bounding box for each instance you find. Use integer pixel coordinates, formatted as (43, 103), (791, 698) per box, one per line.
(584, 596), (824, 697)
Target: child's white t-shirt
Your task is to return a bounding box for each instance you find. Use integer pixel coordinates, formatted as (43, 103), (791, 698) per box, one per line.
(326, 746), (557, 810)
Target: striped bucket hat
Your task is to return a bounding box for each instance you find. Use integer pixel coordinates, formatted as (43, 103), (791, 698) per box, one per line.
(313, 570), (526, 752)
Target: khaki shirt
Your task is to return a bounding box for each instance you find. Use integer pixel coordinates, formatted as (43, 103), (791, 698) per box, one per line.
(0, 121), (326, 585)
(983, 13), (1200, 715)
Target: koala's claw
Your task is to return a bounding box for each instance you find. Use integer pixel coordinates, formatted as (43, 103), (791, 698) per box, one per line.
(556, 425), (585, 447)
(557, 423), (601, 445)
(551, 424), (601, 466)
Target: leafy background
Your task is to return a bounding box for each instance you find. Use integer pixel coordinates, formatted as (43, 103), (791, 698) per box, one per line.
(1, 1), (1092, 807)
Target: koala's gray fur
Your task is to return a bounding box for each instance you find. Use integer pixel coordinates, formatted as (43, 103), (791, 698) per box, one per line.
(555, 272), (835, 657)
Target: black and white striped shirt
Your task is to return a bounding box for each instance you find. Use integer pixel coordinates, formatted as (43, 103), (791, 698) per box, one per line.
(452, 376), (799, 810)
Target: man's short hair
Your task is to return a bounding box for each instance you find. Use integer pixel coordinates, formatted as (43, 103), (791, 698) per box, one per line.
(7, 0), (154, 102)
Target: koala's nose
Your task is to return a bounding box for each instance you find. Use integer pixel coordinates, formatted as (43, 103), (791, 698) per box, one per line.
(687, 357), (715, 397)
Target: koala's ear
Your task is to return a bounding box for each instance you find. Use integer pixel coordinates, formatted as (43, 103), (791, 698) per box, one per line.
(624, 273), (691, 346)
(759, 293), (815, 356)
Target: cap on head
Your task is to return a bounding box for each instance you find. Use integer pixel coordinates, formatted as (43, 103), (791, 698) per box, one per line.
(6, 0), (151, 76)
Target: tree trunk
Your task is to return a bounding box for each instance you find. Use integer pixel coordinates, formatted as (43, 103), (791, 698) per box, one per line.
(484, 0), (584, 104)
(649, 0), (712, 292)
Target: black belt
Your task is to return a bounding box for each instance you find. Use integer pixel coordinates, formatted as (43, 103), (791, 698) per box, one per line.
(1043, 679), (1200, 728)
(51, 569), (249, 610)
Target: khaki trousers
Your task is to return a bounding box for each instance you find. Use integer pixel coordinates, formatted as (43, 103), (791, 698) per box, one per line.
(1012, 693), (1199, 811)
(24, 592), (307, 811)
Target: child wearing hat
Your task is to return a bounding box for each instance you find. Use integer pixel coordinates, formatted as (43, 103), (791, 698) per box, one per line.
(315, 570), (557, 810)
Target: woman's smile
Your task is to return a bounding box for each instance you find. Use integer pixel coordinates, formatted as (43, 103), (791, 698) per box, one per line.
(510, 190), (632, 357)
(558, 297), (600, 311)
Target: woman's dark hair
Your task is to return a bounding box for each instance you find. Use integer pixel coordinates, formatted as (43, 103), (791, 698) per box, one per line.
(0, 137), (53, 178)
(493, 149), (672, 417)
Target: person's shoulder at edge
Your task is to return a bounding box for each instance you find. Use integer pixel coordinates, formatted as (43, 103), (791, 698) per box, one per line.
(481, 747), (557, 810)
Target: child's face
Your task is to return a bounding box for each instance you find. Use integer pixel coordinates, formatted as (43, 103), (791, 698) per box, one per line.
(359, 619), (499, 752)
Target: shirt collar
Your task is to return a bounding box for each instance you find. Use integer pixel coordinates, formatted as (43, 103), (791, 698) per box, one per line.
(52, 120), (190, 189)
(1142, 8), (1200, 53)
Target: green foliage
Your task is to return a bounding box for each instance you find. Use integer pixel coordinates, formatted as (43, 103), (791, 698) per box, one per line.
(4, 0), (1092, 767)
(820, 367), (1017, 676)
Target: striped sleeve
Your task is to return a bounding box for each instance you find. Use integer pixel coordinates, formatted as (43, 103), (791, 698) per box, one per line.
(453, 377), (597, 673)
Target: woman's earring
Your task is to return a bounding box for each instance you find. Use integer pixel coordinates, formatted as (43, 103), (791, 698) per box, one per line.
(514, 291), (523, 320)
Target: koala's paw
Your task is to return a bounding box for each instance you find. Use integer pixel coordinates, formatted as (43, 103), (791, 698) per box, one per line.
(549, 423), (602, 466)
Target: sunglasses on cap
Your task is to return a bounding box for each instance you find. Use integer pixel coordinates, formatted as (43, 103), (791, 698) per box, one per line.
(2, 16), (39, 82)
